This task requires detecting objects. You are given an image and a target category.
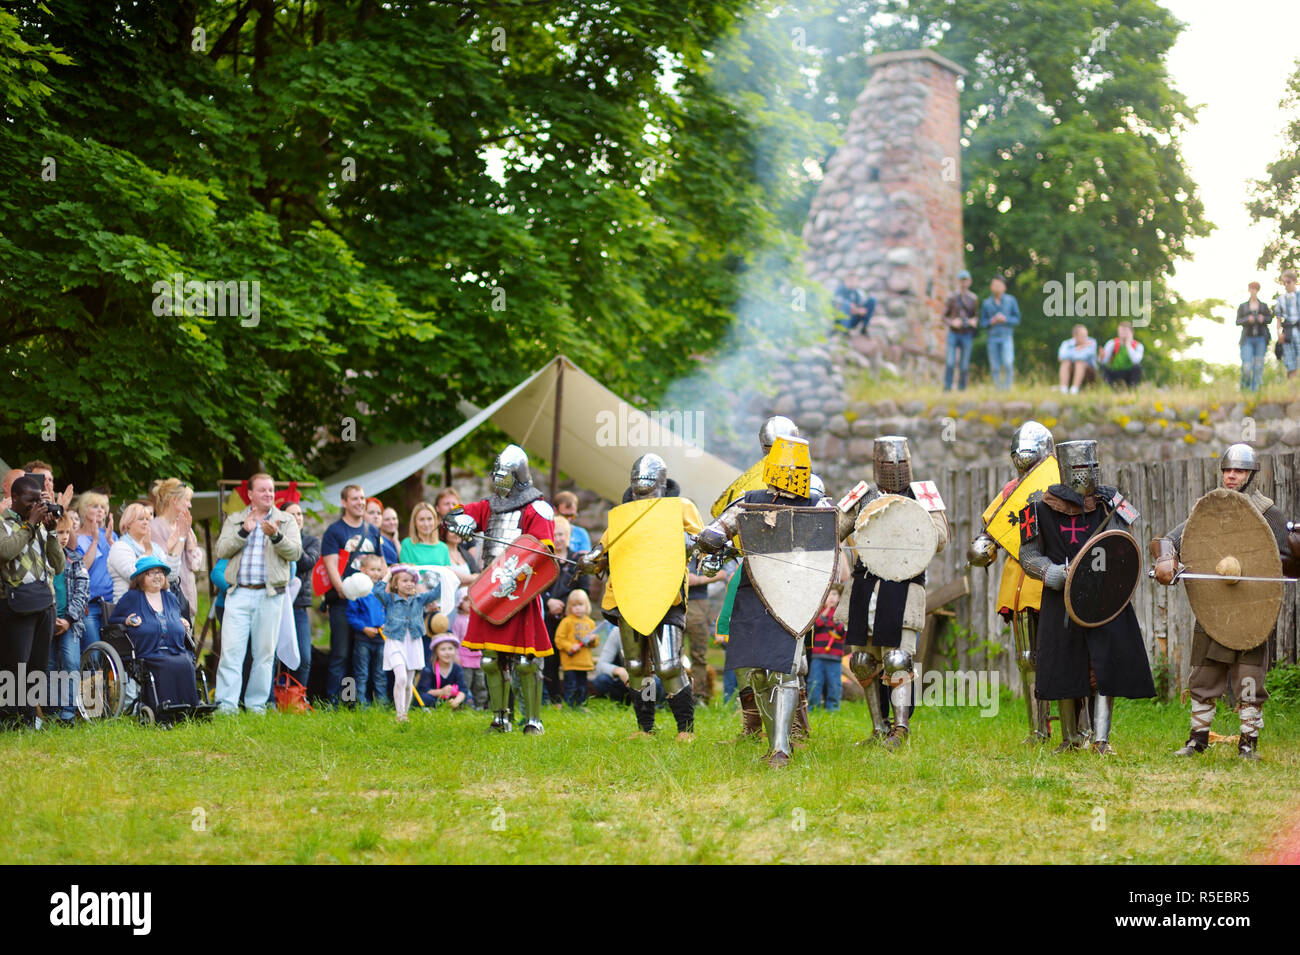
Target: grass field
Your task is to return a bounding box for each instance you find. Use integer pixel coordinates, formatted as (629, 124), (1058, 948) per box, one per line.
(3, 693), (1296, 864)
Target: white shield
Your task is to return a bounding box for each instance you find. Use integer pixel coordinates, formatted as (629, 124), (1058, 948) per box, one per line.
(852, 494), (939, 581)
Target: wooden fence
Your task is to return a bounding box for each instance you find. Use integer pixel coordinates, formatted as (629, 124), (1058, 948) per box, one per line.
(928, 452), (1300, 697)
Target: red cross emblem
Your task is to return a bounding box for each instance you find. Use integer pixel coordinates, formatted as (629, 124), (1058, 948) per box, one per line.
(1060, 516), (1088, 545)
(911, 481), (944, 511)
(1019, 505), (1037, 542)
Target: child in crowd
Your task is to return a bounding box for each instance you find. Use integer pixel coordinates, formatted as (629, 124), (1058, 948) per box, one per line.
(554, 589), (598, 708)
(452, 588), (487, 708)
(377, 566), (441, 723)
(345, 554), (388, 706)
(418, 624), (466, 709)
(48, 515), (89, 722)
(808, 586), (846, 711)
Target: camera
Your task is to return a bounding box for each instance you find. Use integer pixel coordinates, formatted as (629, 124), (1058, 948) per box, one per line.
(44, 502), (64, 519)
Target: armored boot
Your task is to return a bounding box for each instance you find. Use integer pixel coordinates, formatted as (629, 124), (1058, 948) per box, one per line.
(483, 652), (512, 733)
(791, 685), (810, 747)
(1053, 698), (1085, 753)
(1174, 730), (1210, 756)
(1238, 733), (1261, 761)
(517, 657), (544, 735)
(1090, 694), (1115, 755)
(855, 679), (890, 745)
(882, 683), (910, 751)
(764, 673), (800, 768)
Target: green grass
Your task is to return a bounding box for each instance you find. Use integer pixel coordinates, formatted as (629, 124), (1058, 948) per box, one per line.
(3, 693), (1296, 864)
(846, 374), (1300, 412)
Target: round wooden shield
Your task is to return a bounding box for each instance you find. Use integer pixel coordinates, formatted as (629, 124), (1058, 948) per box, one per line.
(852, 494), (938, 581)
(1064, 529), (1141, 628)
(1181, 488), (1283, 651)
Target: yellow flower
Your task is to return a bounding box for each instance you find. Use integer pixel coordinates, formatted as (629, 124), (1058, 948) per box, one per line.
(1041, 416), (1058, 429)
(1184, 434), (1196, 444)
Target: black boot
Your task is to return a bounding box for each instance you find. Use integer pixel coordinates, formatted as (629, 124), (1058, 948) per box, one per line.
(631, 693), (656, 734)
(667, 688), (695, 735)
(1238, 733), (1260, 761)
(1173, 729), (1209, 756)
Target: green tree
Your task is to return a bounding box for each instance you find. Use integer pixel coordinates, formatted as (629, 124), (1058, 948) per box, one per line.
(1248, 60), (1300, 274)
(1, 0), (826, 494)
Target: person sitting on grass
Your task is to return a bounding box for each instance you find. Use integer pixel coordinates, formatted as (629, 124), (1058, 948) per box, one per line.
(554, 589), (599, 708)
(1056, 324), (1097, 393)
(378, 566), (442, 723)
(1099, 320), (1145, 389)
(419, 627), (466, 710)
(345, 554), (388, 707)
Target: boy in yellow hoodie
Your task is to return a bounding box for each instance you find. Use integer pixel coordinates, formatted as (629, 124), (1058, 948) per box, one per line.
(554, 589), (598, 708)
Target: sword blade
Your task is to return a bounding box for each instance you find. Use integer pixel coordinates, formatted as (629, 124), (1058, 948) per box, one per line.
(468, 532), (580, 566)
(1147, 569), (1299, 584)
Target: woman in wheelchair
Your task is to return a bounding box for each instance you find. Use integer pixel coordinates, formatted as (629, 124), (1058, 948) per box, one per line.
(108, 555), (199, 710)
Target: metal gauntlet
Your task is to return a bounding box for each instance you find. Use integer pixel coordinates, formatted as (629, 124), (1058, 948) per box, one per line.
(577, 544), (607, 577)
(443, 507), (477, 539)
(967, 532), (997, 567)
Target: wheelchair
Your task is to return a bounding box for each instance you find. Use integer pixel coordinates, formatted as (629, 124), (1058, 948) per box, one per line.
(76, 623), (218, 725)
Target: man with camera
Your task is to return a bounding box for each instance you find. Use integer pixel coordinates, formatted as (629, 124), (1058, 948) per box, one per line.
(0, 474), (67, 727)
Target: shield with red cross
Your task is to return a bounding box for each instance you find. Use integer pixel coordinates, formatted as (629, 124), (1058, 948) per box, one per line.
(909, 480), (945, 512)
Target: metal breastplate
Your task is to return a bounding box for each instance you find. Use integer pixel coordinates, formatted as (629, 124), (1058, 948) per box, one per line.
(484, 508), (524, 561)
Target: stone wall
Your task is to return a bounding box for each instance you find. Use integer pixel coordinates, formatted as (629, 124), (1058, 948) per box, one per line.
(759, 344), (1300, 497)
(802, 48), (967, 381)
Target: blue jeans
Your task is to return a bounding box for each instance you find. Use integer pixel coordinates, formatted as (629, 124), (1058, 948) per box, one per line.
(987, 333), (1015, 390)
(806, 656), (843, 711)
(723, 666), (738, 702)
(1241, 337), (1267, 391)
(563, 669), (588, 707)
(215, 587), (285, 714)
(81, 601), (105, 652)
(326, 598), (352, 702)
(944, 331), (975, 390)
(47, 625), (81, 720)
(292, 606), (312, 686)
(351, 633), (386, 706)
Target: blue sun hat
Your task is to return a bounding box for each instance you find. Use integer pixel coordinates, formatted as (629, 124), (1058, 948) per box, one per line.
(130, 555), (171, 579)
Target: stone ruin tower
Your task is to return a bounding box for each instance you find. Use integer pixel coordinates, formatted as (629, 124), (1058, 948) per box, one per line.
(803, 49), (967, 379)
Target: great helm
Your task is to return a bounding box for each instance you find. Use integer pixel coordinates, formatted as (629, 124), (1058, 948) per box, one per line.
(490, 444), (531, 497)
(1055, 440), (1100, 497)
(629, 453), (669, 498)
(759, 416), (801, 455)
(762, 435), (812, 498)
(872, 436), (912, 494)
(1010, 420), (1055, 476)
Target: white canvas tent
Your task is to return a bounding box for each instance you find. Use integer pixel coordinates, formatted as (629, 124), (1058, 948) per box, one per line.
(315, 355), (741, 508)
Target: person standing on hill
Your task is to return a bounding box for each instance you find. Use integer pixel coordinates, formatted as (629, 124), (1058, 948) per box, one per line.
(980, 275), (1020, 391)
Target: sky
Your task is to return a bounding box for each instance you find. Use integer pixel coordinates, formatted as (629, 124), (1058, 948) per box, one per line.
(1162, 0), (1297, 362)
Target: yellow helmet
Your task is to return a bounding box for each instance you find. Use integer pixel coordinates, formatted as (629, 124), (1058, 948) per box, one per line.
(762, 435), (812, 497)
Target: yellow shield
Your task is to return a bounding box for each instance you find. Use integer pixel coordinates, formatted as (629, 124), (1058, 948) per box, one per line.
(608, 497), (690, 635)
(983, 455), (1060, 560)
(712, 459), (765, 518)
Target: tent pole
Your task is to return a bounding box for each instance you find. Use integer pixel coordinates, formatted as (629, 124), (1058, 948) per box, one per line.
(549, 358), (564, 501)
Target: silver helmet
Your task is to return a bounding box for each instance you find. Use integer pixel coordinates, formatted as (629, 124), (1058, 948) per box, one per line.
(873, 436), (912, 493)
(759, 416), (801, 455)
(809, 473), (826, 499)
(1010, 420), (1055, 476)
(629, 453), (668, 498)
(490, 444), (531, 497)
(1219, 443), (1260, 490)
(1056, 440), (1100, 497)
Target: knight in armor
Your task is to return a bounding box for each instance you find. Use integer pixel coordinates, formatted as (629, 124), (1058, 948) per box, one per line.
(579, 454), (704, 740)
(1019, 440), (1155, 754)
(694, 436), (855, 767)
(839, 436), (949, 749)
(718, 417), (817, 745)
(968, 421), (1057, 742)
(442, 445), (556, 735)
(1152, 444), (1300, 760)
